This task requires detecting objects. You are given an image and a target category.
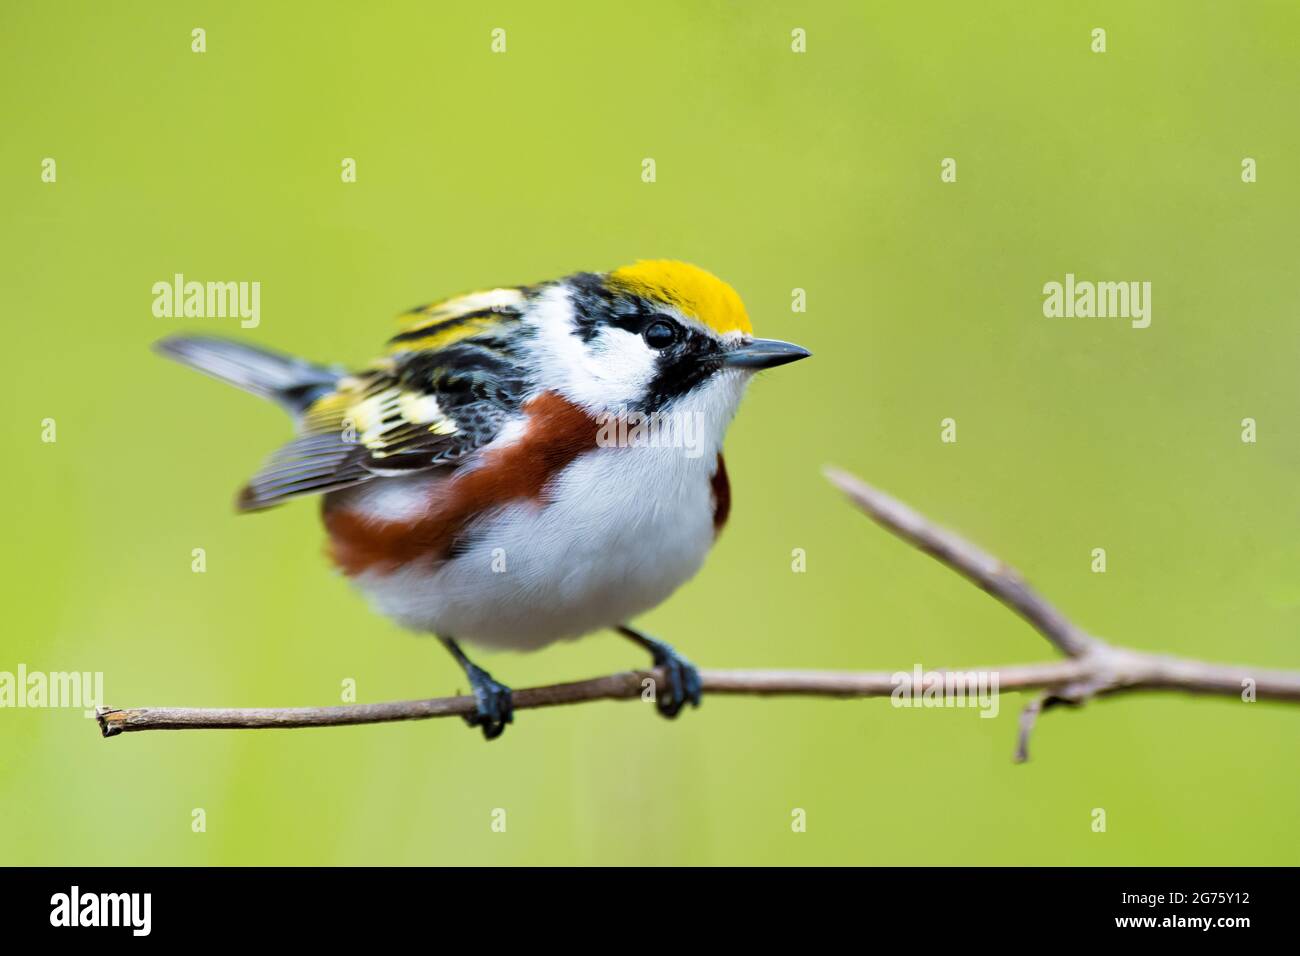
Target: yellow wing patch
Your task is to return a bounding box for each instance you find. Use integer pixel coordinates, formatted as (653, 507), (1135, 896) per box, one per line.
(390, 287), (526, 354)
(389, 314), (504, 354)
(607, 260), (752, 336)
(301, 369), (459, 459)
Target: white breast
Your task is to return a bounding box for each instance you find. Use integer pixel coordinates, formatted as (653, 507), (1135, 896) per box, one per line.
(343, 356), (749, 652)
(349, 443), (722, 651)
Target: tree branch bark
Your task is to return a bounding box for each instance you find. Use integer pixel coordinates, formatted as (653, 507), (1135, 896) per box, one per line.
(96, 468), (1300, 760)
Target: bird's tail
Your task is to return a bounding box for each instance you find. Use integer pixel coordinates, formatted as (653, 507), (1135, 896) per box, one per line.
(154, 335), (342, 416)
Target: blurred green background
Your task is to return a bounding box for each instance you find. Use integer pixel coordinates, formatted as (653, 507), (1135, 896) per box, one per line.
(3, 0), (1299, 865)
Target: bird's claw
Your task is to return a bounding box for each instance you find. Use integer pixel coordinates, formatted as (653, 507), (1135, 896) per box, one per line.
(461, 663), (513, 740)
(649, 641), (702, 719)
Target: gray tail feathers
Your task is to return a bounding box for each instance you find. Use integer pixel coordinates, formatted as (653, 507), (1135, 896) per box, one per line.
(154, 336), (342, 415)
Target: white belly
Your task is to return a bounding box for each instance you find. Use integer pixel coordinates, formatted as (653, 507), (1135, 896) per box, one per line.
(349, 445), (720, 651)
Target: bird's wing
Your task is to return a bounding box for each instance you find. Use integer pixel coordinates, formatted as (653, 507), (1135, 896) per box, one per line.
(237, 289), (531, 511)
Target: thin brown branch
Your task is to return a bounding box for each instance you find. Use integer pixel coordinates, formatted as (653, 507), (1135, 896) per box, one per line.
(1015, 692), (1049, 764)
(97, 468), (1300, 760)
(95, 652), (1300, 738)
(97, 661), (1090, 736)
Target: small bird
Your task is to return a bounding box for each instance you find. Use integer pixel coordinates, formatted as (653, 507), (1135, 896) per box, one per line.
(156, 260), (810, 739)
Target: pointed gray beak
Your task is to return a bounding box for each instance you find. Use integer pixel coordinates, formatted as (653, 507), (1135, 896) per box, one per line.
(722, 337), (812, 370)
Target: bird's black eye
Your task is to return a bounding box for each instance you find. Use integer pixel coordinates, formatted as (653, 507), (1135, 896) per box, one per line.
(643, 318), (678, 349)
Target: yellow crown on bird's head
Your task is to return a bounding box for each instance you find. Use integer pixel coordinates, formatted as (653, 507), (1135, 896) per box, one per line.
(606, 260), (753, 337)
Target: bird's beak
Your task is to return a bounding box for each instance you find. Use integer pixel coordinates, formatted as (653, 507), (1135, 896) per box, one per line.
(722, 337), (812, 370)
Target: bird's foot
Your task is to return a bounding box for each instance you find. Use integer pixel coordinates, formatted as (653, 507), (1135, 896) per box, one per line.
(461, 662), (514, 740)
(621, 628), (701, 718)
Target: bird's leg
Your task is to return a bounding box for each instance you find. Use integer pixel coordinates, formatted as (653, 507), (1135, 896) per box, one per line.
(440, 637), (513, 740)
(617, 625), (702, 718)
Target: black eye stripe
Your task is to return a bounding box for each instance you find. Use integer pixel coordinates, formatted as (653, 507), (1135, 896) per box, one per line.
(642, 348), (717, 411)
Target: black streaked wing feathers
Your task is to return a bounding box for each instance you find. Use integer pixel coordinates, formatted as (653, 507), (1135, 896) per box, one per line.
(237, 295), (529, 512)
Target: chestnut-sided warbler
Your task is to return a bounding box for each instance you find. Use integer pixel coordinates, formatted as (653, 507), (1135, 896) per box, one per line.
(156, 260), (810, 739)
